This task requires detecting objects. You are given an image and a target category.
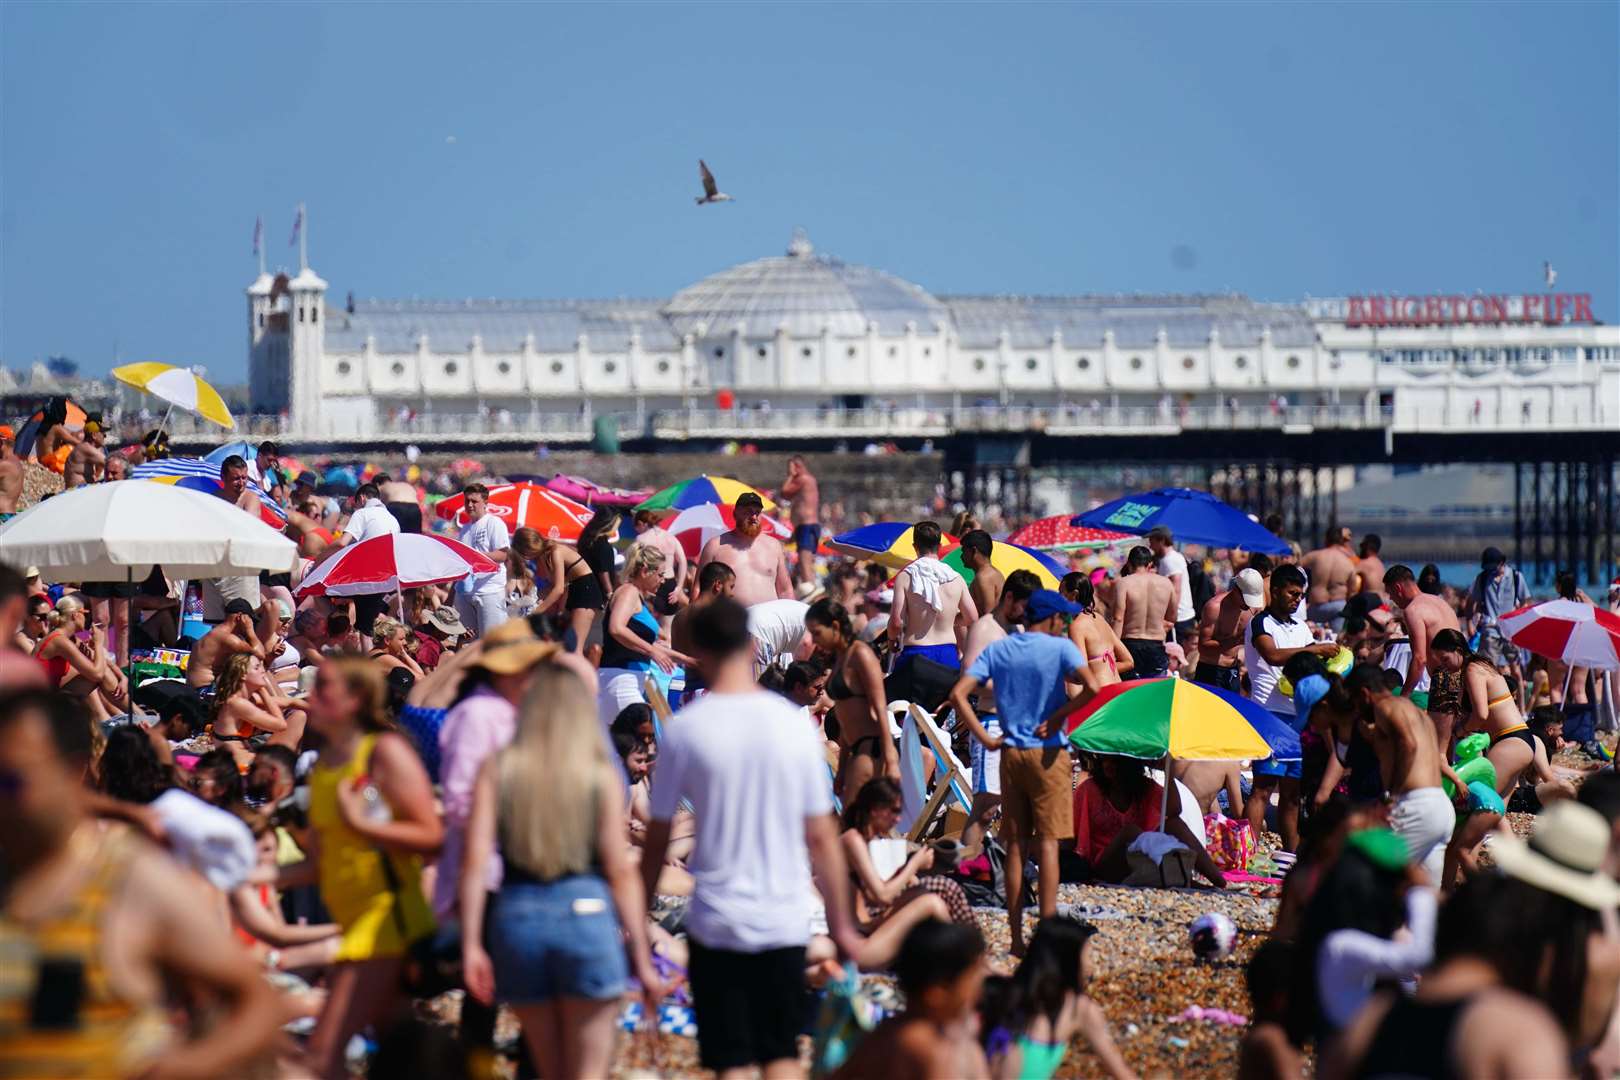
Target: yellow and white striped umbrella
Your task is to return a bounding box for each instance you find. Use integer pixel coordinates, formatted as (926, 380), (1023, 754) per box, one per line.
(112, 362), (235, 429)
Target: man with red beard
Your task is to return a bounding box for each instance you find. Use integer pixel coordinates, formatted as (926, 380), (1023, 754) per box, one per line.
(697, 492), (792, 608)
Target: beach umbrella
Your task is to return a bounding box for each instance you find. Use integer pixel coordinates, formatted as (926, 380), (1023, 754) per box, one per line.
(131, 457), (287, 528)
(112, 362), (235, 430)
(1006, 516), (1133, 553)
(827, 522), (961, 571)
(13, 396), (88, 461)
(1501, 599), (1620, 671)
(433, 482), (593, 541)
(1066, 678), (1300, 762)
(295, 533), (499, 598)
(545, 474), (652, 508)
(664, 502), (792, 559)
(635, 475), (776, 514)
(1072, 487), (1289, 554)
(322, 465), (360, 494)
(0, 481), (296, 581)
(939, 541), (1064, 590)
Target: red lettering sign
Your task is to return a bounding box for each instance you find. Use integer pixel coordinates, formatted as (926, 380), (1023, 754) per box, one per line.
(1343, 293), (1597, 327)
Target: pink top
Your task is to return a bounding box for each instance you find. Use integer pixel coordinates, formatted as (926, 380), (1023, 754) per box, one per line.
(1072, 777), (1162, 864)
(433, 687), (516, 916)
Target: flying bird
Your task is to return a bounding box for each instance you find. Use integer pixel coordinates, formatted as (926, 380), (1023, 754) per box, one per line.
(1544, 260), (1558, 288)
(696, 160), (734, 205)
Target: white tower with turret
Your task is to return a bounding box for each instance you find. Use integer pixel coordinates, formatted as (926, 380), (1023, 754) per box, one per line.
(285, 203), (328, 434)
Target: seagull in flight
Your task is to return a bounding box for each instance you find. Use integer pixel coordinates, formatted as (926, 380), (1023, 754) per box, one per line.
(696, 160), (734, 205)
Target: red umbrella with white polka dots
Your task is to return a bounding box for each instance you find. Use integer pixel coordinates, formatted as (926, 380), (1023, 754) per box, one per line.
(1005, 515), (1132, 552)
(1500, 599), (1620, 670)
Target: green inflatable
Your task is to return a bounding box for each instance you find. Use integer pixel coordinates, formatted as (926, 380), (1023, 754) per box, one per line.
(1443, 755), (1497, 799)
(1454, 733), (1490, 764)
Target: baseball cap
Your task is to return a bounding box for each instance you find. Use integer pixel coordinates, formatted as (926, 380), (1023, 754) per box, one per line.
(1344, 828), (1411, 873)
(1292, 673), (1332, 718)
(1025, 589), (1082, 624)
(1147, 524), (1173, 542)
(0, 425), (14, 441)
(1481, 546), (1507, 569)
(470, 619), (559, 676)
(1234, 568), (1265, 609)
(224, 598), (256, 618)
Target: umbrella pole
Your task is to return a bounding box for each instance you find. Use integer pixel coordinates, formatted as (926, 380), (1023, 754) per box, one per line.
(397, 587), (406, 621)
(159, 402), (173, 434)
(1160, 753), (1173, 832)
(1561, 665), (1574, 709)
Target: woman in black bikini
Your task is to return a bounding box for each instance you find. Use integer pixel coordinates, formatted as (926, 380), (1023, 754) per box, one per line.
(805, 598), (896, 805)
(527, 526), (606, 655)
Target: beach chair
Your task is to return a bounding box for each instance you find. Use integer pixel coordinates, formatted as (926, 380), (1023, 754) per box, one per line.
(902, 704), (974, 843)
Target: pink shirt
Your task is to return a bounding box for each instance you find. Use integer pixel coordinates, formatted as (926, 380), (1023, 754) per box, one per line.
(433, 686), (516, 916)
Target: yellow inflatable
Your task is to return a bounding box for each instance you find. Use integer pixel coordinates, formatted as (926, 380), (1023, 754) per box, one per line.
(1279, 647), (1353, 698)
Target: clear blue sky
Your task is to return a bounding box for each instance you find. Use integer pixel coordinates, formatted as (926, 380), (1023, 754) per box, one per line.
(3, 1), (1616, 382)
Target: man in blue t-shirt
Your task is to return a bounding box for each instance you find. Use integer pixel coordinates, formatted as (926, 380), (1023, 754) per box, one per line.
(949, 589), (1096, 956)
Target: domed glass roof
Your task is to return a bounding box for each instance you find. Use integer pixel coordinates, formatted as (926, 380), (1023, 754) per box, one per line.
(662, 229), (947, 338)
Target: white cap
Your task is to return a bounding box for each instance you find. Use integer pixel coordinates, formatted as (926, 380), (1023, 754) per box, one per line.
(1234, 568), (1265, 609)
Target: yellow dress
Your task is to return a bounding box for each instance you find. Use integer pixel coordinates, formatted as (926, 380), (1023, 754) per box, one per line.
(308, 734), (435, 961)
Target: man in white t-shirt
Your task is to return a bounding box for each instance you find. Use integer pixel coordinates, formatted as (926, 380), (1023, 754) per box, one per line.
(454, 483), (511, 637)
(1242, 562), (1338, 853)
(746, 597), (810, 675)
(641, 598), (860, 1077)
(334, 482), (400, 548)
(1148, 525), (1195, 655)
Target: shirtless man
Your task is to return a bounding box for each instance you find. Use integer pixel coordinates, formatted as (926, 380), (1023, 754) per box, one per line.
(633, 509), (689, 622)
(957, 569), (1040, 852)
(0, 426), (22, 517)
(187, 598), (265, 688)
(959, 530), (1005, 617)
(672, 561), (735, 696)
(1355, 534), (1387, 602)
(1344, 662), (1460, 882)
(1300, 524), (1358, 631)
(888, 520), (978, 669)
(1172, 760), (1245, 818)
(103, 453), (128, 481)
(697, 492), (791, 608)
(780, 455), (821, 586)
(1193, 567), (1263, 692)
(377, 472), (423, 533)
(218, 455), (262, 518)
(63, 418), (107, 489)
(1384, 563), (1462, 743)
(0, 691), (282, 1079)
(1112, 545), (1177, 680)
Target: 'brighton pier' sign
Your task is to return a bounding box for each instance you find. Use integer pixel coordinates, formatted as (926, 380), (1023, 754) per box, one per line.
(1345, 293), (1596, 328)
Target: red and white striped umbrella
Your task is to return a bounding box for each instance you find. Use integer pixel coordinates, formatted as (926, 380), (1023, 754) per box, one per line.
(664, 503), (791, 559)
(1500, 599), (1620, 670)
(295, 533), (501, 598)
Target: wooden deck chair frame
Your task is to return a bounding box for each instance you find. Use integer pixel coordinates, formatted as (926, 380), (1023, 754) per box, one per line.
(905, 704), (975, 843)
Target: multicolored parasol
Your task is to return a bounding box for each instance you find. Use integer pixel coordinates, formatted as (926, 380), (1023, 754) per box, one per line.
(939, 540), (1064, 590)
(634, 475), (776, 514)
(1066, 678), (1301, 762)
(827, 522), (960, 571)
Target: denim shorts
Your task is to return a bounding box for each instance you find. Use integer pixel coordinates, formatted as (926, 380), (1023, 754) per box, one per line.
(489, 873), (627, 1003)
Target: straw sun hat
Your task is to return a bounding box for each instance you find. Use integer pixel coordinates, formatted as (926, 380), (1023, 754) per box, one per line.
(1492, 799), (1620, 910)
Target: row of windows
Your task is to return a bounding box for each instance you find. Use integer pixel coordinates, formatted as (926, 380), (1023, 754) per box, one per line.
(333, 357), (678, 379)
(1376, 346), (1601, 364)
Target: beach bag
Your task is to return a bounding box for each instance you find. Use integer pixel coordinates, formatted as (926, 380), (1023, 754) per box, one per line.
(1203, 814), (1255, 873)
(810, 964), (884, 1077)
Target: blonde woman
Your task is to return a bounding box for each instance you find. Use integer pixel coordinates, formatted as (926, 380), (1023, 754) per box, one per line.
(368, 616), (425, 679)
(460, 663), (661, 1080)
(211, 652), (307, 769)
(505, 530), (541, 620)
(33, 593), (125, 722)
(598, 543), (693, 727)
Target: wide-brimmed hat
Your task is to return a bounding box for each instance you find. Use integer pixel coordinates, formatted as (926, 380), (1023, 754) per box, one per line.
(425, 607), (467, 637)
(470, 619), (558, 676)
(1492, 799), (1620, 910)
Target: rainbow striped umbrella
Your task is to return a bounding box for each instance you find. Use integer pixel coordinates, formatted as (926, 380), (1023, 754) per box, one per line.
(1066, 678), (1300, 763)
(940, 540), (1064, 590)
(827, 522), (960, 571)
(130, 457), (287, 529)
(634, 474), (775, 514)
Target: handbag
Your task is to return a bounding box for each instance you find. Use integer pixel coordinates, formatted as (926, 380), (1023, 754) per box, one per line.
(373, 843), (463, 998)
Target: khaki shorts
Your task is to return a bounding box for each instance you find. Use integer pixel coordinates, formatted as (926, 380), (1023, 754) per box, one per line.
(998, 745), (1073, 840)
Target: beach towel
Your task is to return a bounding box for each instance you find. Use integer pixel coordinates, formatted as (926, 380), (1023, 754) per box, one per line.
(897, 710), (928, 833)
(902, 556), (955, 612)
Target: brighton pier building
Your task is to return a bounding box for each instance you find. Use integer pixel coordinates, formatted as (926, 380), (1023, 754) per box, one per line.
(247, 228), (1620, 441)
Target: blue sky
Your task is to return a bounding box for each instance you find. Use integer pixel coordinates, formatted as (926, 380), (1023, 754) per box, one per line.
(3, 1), (1616, 382)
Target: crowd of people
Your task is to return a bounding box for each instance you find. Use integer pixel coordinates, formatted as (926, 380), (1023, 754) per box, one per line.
(3, 442), (1620, 1079)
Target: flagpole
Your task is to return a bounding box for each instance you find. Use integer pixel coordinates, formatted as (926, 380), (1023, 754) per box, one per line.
(298, 202), (308, 272)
